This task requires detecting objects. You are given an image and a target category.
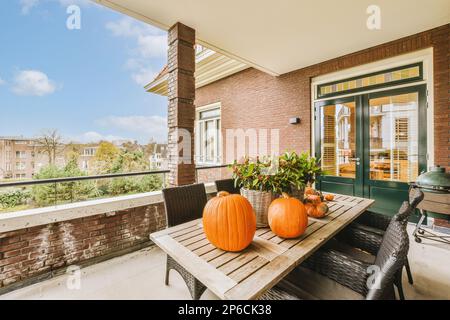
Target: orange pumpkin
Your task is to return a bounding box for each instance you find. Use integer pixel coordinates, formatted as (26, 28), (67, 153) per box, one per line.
(305, 202), (329, 218)
(203, 191), (256, 252)
(324, 194), (334, 201)
(304, 187), (316, 196)
(268, 193), (308, 238)
(305, 194), (322, 205)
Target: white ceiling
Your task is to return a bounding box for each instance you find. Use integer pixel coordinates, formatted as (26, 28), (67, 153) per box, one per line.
(97, 0), (450, 75)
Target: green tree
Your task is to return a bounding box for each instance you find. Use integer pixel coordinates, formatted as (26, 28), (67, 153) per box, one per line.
(32, 159), (99, 206)
(108, 150), (162, 195)
(94, 141), (120, 173)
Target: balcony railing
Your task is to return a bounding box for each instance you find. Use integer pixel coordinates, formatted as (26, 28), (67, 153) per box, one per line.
(0, 165), (232, 213)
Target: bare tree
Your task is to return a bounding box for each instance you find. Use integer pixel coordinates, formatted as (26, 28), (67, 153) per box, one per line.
(36, 129), (64, 165)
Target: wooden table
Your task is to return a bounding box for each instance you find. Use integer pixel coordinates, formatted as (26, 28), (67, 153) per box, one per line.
(150, 194), (374, 300)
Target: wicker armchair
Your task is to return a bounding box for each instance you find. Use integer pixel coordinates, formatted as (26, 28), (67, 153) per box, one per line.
(215, 178), (240, 194)
(162, 183), (208, 300)
(338, 188), (424, 299)
(298, 201), (411, 300)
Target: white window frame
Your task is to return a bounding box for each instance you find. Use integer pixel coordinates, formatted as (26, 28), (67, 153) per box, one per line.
(195, 102), (222, 165)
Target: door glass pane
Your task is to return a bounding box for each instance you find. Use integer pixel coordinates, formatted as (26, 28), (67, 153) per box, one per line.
(320, 102), (356, 178)
(205, 120), (215, 162)
(369, 93), (419, 182)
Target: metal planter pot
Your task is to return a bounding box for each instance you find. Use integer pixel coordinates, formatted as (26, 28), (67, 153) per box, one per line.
(289, 185), (305, 202)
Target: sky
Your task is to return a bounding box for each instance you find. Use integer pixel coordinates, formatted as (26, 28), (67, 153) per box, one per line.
(0, 0), (168, 144)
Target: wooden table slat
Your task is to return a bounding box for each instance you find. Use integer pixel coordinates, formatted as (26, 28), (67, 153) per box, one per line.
(218, 251), (259, 275)
(228, 256), (269, 283)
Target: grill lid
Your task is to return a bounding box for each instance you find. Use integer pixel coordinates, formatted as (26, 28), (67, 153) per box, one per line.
(415, 166), (450, 192)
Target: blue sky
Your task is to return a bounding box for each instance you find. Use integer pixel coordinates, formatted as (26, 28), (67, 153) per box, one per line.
(0, 0), (168, 144)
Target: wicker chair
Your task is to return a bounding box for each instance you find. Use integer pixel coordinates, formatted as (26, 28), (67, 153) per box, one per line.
(162, 183), (208, 300)
(215, 178), (240, 194)
(337, 188), (424, 299)
(297, 201), (412, 300)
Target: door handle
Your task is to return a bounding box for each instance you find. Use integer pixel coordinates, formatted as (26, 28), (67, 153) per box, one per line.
(349, 157), (360, 161)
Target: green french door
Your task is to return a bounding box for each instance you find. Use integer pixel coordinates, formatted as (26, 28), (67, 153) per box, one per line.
(315, 85), (427, 216)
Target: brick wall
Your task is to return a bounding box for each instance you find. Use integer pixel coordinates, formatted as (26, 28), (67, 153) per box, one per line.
(196, 167), (233, 184)
(195, 24), (449, 170)
(0, 202), (166, 291)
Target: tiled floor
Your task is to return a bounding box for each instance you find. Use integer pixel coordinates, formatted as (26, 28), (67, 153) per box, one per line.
(1, 225), (449, 300)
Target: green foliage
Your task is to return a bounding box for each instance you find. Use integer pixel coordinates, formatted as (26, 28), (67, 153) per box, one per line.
(0, 189), (31, 208)
(231, 157), (278, 192)
(108, 174), (162, 196)
(231, 152), (323, 194)
(94, 141), (120, 173)
(31, 160), (99, 206)
(277, 151), (323, 192)
(110, 150), (149, 173)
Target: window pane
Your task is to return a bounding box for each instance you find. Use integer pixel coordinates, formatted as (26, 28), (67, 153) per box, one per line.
(205, 120), (215, 162)
(200, 108), (220, 120)
(318, 64), (421, 98)
(369, 93), (419, 182)
(320, 102), (356, 178)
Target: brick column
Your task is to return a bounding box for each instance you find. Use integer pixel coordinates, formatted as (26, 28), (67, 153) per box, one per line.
(167, 23), (196, 186)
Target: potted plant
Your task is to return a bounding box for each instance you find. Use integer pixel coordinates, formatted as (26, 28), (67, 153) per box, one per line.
(276, 151), (322, 201)
(231, 157), (276, 227)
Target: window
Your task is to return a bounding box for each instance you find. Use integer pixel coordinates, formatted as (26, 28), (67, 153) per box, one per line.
(16, 162), (26, 170)
(15, 173), (26, 179)
(318, 63), (422, 98)
(369, 93), (418, 182)
(82, 160), (89, 170)
(6, 151), (11, 160)
(83, 148), (97, 156)
(196, 103), (221, 164)
(16, 151), (26, 159)
(5, 163), (11, 171)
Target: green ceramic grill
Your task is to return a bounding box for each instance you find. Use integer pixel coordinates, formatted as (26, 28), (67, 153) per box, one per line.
(415, 166), (450, 193)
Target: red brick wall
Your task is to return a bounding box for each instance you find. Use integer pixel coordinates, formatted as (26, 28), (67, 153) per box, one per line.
(195, 24), (449, 170)
(196, 167), (233, 184)
(0, 203), (166, 290)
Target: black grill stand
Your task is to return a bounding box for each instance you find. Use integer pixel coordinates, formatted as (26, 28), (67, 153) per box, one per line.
(413, 209), (450, 244)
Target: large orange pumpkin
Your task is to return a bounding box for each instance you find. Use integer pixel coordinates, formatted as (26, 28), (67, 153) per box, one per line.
(203, 191), (256, 252)
(268, 193), (308, 239)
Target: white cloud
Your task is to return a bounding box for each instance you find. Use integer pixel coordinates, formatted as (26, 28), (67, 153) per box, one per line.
(136, 34), (167, 58)
(0, 77), (5, 86)
(20, 0), (39, 15)
(97, 115), (168, 142)
(106, 17), (167, 86)
(125, 58), (157, 86)
(12, 70), (57, 96)
(67, 131), (130, 144)
(58, 0), (93, 7)
(20, 0), (95, 15)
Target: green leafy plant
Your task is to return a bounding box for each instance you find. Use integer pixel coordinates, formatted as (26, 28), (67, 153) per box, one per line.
(231, 152), (323, 195)
(0, 189), (31, 208)
(231, 157), (278, 192)
(278, 151), (323, 192)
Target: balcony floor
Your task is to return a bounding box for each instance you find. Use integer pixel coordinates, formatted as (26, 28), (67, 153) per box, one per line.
(1, 225), (449, 300)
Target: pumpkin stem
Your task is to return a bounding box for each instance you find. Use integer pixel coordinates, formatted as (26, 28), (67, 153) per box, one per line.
(281, 192), (290, 199)
(217, 191), (230, 197)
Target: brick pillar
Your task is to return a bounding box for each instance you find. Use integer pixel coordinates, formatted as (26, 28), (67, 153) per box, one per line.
(167, 23), (196, 186)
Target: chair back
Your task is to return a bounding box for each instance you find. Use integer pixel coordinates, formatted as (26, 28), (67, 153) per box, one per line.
(162, 183), (207, 227)
(367, 201), (411, 300)
(409, 187), (424, 210)
(215, 179), (240, 194)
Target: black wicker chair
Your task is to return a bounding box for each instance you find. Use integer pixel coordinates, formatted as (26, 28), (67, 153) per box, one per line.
(162, 183), (208, 300)
(215, 178), (240, 194)
(297, 201), (412, 300)
(337, 188), (424, 299)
